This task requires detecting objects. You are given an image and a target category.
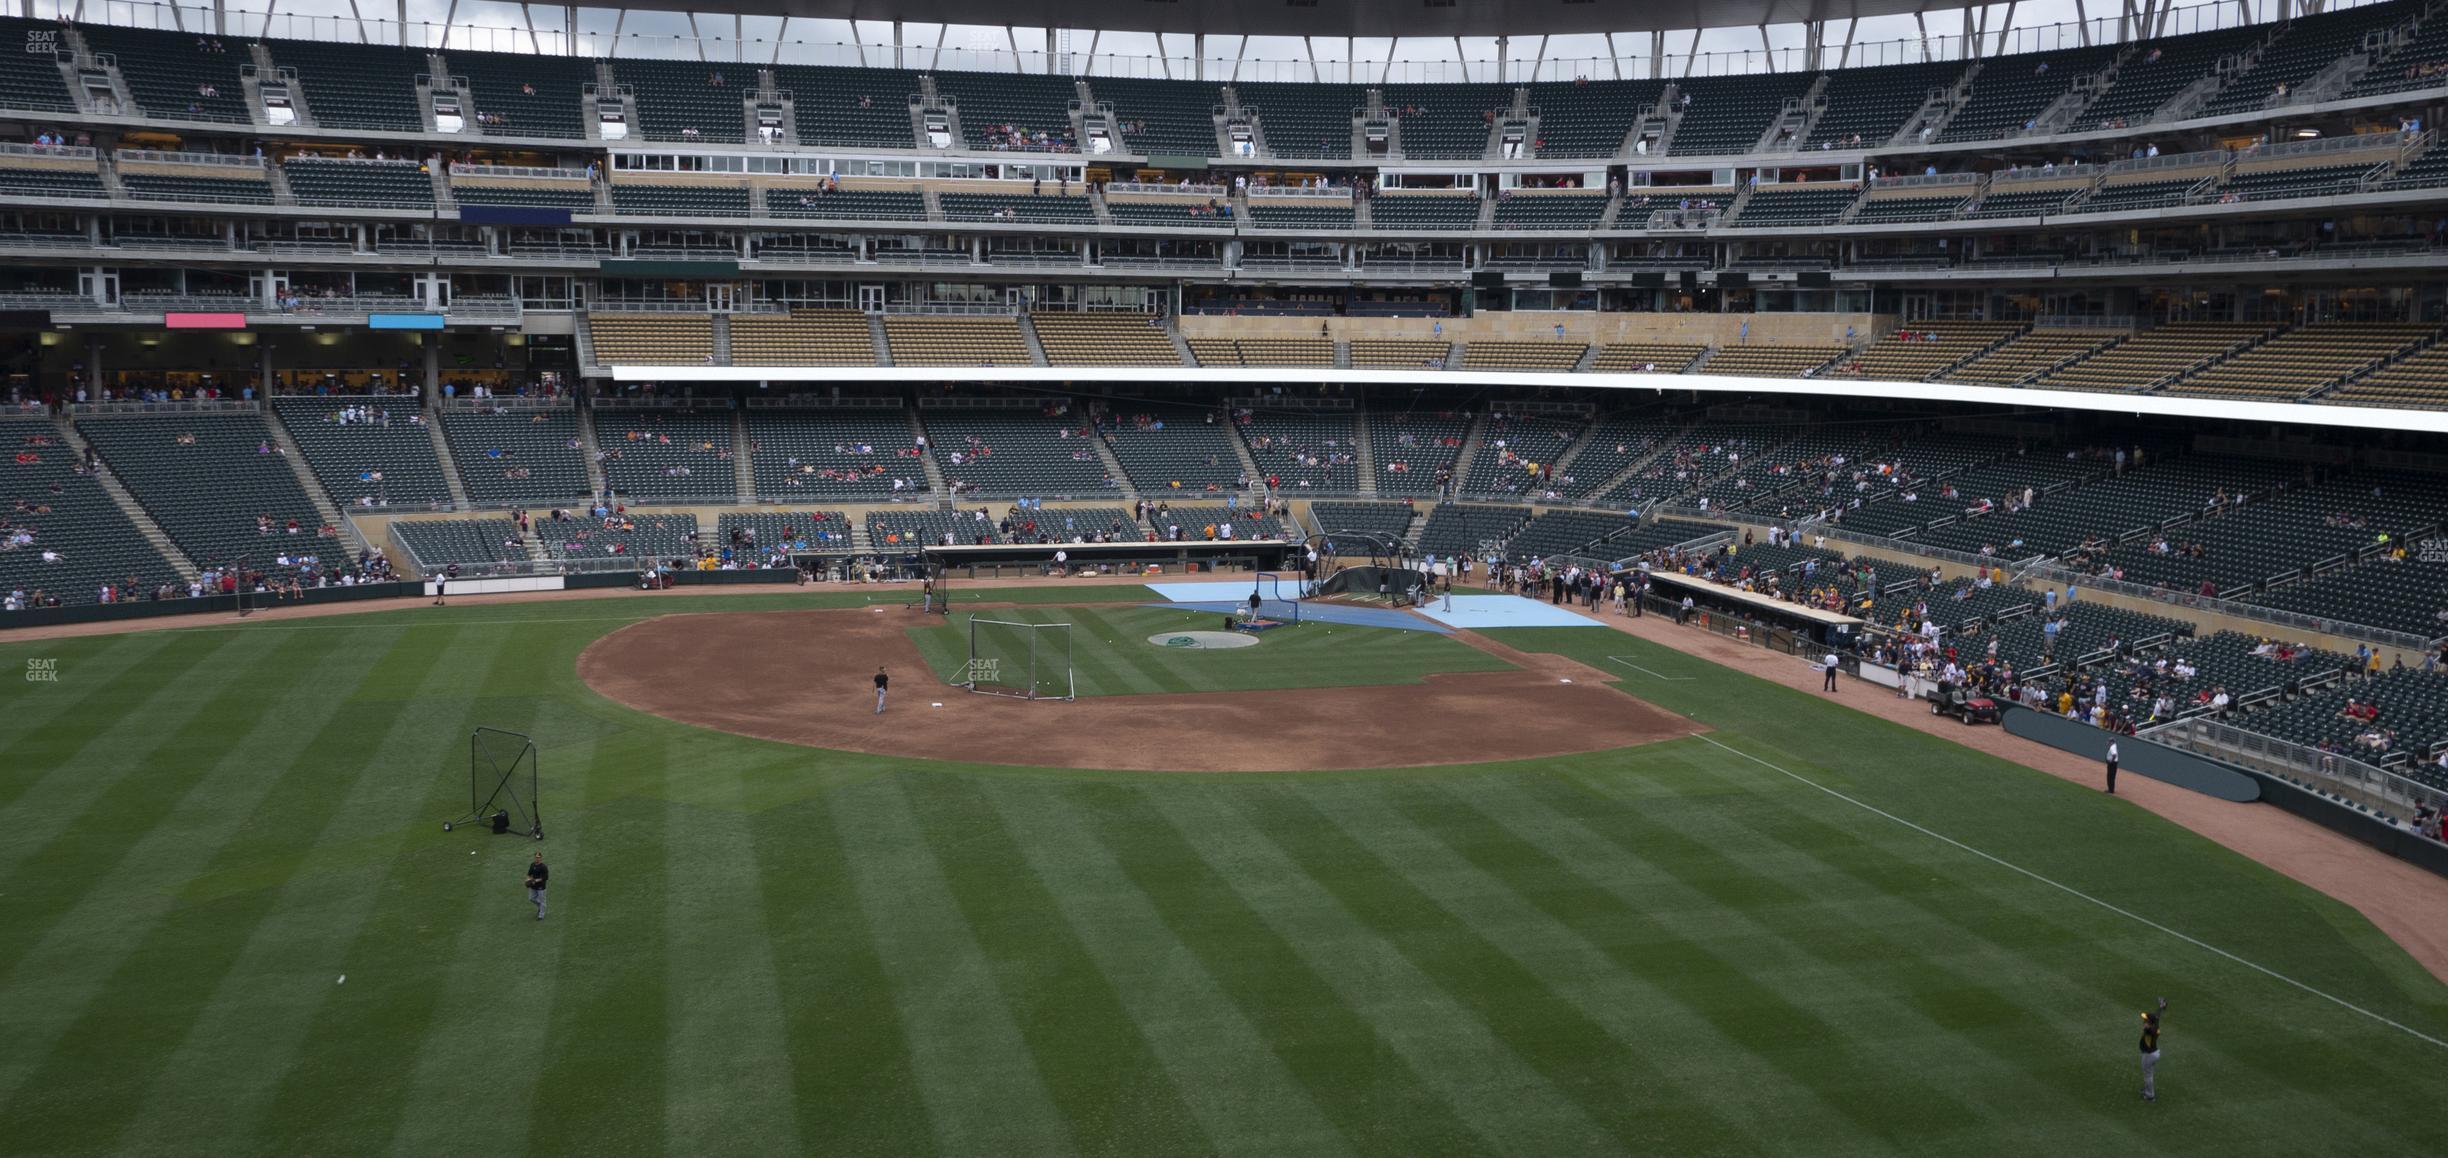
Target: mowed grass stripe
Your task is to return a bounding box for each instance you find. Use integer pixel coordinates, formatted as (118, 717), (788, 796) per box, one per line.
(984, 780), (1351, 1158)
(661, 749), (806, 1155)
(246, 625), (549, 1155)
(0, 630), (240, 826)
(1239, 785), (1782, 1154)
(108, 626), (472, 1150)
(378, 631), (587, 1158)
(0, 629), (395, 1131)
(1468, 770), (2140, 1152)
(529, 736), (674, 1154)
(0, 631), (178, 756)
(898, 772), (1214, 1156)
(830, 774), (1072, 1155)
(1310, 780), (1853, 1151)
(1143, 787), (1612, 1152)
(1074, 782), (1501, 1158)
(1659, 752), (2446, 1152)
(749, 771), (937, 1156)
(1063, 607), (1201, 695)
(0, 628), (336, 982)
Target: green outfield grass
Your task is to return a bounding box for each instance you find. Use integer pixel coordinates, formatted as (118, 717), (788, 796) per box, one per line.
(904, 606), (1515, 697)
(1, 588), (2444, 1157)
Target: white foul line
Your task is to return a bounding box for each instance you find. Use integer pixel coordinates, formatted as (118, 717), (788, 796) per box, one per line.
(1693, 733), (2448, 1052)
(1606, 655), (1695, 681)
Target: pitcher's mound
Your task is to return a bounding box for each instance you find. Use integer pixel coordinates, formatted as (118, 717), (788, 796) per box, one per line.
(1148, 630), (1259, 649)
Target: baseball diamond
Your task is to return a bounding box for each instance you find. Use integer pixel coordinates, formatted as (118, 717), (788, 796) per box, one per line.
(7, 0), (2448, 1152)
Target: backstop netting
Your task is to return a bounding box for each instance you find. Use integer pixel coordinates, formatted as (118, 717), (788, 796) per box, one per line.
(1249, 572), (1303, 623)
(449, 726), (542, 838)
(965, 618), (1075, 700)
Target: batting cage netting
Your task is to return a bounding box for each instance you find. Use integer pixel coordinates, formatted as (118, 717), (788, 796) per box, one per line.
(964, 618), (1075, 700)
(447, 726), (542, 839)
(1248, 572), (1303, 624)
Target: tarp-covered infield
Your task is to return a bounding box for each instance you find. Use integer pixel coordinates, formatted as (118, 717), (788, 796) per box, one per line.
(1413, 595), (1615, 630)
(1141, 579), (1455, 634)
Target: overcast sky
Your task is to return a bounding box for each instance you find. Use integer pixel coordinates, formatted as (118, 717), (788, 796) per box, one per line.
(57, 0), (2359, 80)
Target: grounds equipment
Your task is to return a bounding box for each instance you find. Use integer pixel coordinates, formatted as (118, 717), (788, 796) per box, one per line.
(964, 617), (1075, 700)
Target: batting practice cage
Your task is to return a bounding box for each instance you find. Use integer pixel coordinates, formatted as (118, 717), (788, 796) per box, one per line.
(964, 618), (1075, 700)
(445, 726), (543, 839)
(1244, 572), (1303, 626)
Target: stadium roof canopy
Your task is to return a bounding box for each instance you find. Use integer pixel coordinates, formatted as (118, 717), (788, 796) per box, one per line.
(589, 0), (1962, 39)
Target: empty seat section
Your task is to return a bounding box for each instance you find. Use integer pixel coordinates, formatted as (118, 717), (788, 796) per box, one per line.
(1527, 79), (1664, 158)
(1370, 193), (1481, 230)
(593, 409), (734, 498)
(1186, 338), (1240, 366)
(76, 413), (329, 575)
(445, 49), (594, 138)
(1030, 313), (1180, 367)
(283, 157), (434, 208)
(588, 313), (715, 365)
(81, 23), (250, 122)
(2030, 322), (2273, 392)
(1232, 339), (1335, 367)
(1309, 501), (1414, 544)
(1937, 45), (2119, 141)
(883, 316), (1032, 366)
(729, 311), (876, 366)
(1461, 341), (1586, 371)
(2221, 161), (2379, 202)
(1964, 184), (2083, 218)
(1382, 83), (1510, 160)
(1705, 345), (1846, 377)
(1246, 199), (1355, 228)
(2322, 342), (2448, 408)
(1730, 185), (1857, 226)
(272, 396), (451, 505)
(0, 416), (182, 604)
(1238, 81), (1363, 159)
(765, 186), (924, 220)
(609, 181), (748, 216)
(1492, 192), (1607, 229)
(1106, 198), (1232, 226)
(1592, 344), (1705, 372)
(1946, 329), (2124, 385)
(2163, 323), (2436, 399)
(611, 58), (746, 143)
(440, 406), (589, 502)
(2206, 6), (2403, 114)
(2383, 142), (2448, 190)
(1090, 76), (1223, 157)
(2075, 176), (2199, 213)
(1804, 60), (1965, 148)
(1666, 73), (1809, 155)
(938, 192), (1092, 223)
(2073, 25), (2263, 130)
(924, 408), (1108, 495)
(932, 70), (1078, 151)
(1828, 322), (2024, 381)
(2353, 10), (2448, 97)
(0, 161), (105, 198)
(393, 518), (527, 571)
(1849, 192), (1969, 223)
(535, 511), (700, 563)
(267, 38), (425, 130)
(747, 408), (925, 498)
(769, 64), (920, 148)
(1416, 504), (1530, 559)
(1099, 402), (1244, 492)
(1349, 339), (1451, 368)
(451, 178), (593, 210)
(0, 17), (75, 111)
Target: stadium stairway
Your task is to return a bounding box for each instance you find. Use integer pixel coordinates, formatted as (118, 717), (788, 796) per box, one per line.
(577, 407), (608, 496)
(1087, 432), (1133, 497)
(1221, 419), (1264, 484)
(867, 315), (894, 366)
(906, 408), (948, 495)
(733, 409), (755, 499)
(1352, 417), (1378, 496)
(52, 412), (197, 581)
(1018, 315), (1051, 366)
(425, 415), (474, 508)
(1445, 411), (1490, 496)
(265, 410), (366, 556)
(1162, 318), (1197, 366)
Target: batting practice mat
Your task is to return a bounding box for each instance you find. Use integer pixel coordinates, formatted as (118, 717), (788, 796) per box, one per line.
(1142, 579), (1452, 633)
